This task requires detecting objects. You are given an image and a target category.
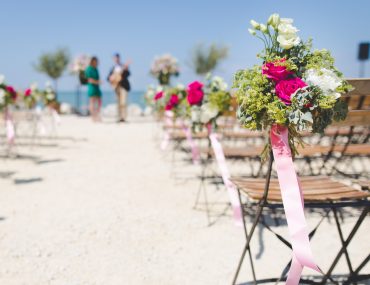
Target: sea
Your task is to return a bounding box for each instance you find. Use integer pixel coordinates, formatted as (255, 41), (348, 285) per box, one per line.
(58, 90), (146, 114)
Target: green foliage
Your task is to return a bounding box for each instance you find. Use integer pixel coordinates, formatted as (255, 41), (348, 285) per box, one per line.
(34, 48), (70, 82)
(191, 43), (228, 75)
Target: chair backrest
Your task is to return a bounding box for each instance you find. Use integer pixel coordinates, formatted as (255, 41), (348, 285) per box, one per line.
(344, 79), (370, 110)
(332, 110), (370, 127)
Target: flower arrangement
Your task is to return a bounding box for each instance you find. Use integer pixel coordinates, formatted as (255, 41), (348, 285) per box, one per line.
(23, 83), (40, 109)
(0, 75), (18, 111)
(150, 54), (180, 85)
(147, 84), (188, 117)
(41, 82), (57, 107)
(234, 14), (349, 153)
(187, 75), (232, 131)
(70, 54), (90, 85)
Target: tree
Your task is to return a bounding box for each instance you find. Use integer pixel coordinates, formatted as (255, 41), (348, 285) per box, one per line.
(34, 48), (70, 97)
(191, 43), (229, 76)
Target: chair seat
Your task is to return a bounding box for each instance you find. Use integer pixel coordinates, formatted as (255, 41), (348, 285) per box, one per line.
(231, 176), (370, 202)
(202, 144), (370, 159)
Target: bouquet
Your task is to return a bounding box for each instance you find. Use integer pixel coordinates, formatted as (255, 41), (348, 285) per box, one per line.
(233, 14), (349, 154)
(41, 82), (58, 107)
(187, 75), (233, 131)
(70, 54), (90, 85)
(149, 84), (188, 118)
(150, 54), (179, 85)
(23, 83), (40, 109)
(0, 75), (17, 111)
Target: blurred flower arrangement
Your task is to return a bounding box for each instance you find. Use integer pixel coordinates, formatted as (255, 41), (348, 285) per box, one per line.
(146, 84), (188, 118)
(0, 75), (18, 111)
(70, 54), (90, 85)
(23, 83), (40, 109)
(41, 82), (57, 106)
(234, 13), (350, 153)
(150, 54), (179, 85)
(187, 75), (233, 131)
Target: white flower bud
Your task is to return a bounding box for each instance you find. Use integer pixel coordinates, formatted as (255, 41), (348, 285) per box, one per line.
(248, 28), (256, 36)
(250, 20), (260, 30)
(268, 13), (280, 29)
(260, 24), (268, 33)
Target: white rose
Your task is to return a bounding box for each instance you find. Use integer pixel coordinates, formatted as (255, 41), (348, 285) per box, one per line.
(278, 22), (299, 35)
(277, 34), (300, 49)
(305, 68), (342, 96)
(200, 103), (219, 124)
(280, 18), (294, 24)
(268, 13), (280, 29)
(250, 20), (260, 30)
(0, 89), (5, 104)
(0, 74), (5, 85)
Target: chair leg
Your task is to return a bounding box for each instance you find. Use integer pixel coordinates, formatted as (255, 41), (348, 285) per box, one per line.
(239, 190), (257, 285)
(321, 206), (369, 284)
(232, 152), (273, 285)
(332, 207), (356, 283)
(232, 200), (265, 285)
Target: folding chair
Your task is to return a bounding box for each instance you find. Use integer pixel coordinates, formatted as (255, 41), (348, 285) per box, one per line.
(230, 109), (370, 285)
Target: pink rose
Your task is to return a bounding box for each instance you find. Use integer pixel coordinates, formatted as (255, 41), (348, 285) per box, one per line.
(187, 81), (204, 105)
(6, 86), (17, 100)
(165, 94), (179, 110)
(154, 91), (163, 101)
(262, 59), (292, 82)
(275, 77), (307, 105)
(25, 88), (32, 97)
(169, 94), (179, 106)
(6, 86), (16, 95)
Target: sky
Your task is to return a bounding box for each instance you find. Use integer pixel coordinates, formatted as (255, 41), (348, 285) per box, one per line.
(1, 0), (370, 91)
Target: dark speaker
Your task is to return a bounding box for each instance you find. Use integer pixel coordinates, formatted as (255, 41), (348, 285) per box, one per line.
(358, 43), (370, 60)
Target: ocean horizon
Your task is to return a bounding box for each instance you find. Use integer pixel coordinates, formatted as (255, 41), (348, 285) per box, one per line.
(57, 90), (146, 113)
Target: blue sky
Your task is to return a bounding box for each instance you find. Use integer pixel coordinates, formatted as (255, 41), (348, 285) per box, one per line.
(1, 0), (370, 91)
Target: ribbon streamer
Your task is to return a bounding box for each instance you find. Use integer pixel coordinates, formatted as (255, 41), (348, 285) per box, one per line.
(160, 111), (173, 151)
(5, 110), (15, 145)
(183, 126), (200, 165)
(270, 124), (320, 285)
(208, 129), (242, 226)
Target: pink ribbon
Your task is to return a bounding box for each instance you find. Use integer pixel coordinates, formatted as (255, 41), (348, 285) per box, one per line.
(160, 111), (173, 151)
(5, 110), (15, 145)
(183, 126), (200, 165)
(209, 132), (243, 226)
(270, 125), (320, 284)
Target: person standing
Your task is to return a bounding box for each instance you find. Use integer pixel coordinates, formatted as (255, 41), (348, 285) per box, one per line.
(85, 56), (102, 122)
(107, 53), (131, 122)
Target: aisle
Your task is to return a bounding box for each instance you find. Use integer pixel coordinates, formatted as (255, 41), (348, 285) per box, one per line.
(0, 116), (242, 285)
(1, 116), (369, 284)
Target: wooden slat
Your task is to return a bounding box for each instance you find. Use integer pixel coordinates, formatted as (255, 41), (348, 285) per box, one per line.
(332, 110), (370, 127)
(231, 176), (370, 202)
(346, 78), (370, 96)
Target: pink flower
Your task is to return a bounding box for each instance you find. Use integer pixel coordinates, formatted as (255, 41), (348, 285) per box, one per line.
(262, 59), (293, 82)
(25, 88), (32, 97)
(165, 94), (179, 111)
(6, 86), (16, 95)
(169, 94), (179, 106)
(275, 77), (307, 105)
(187, 81), (204, 105)
(6, 86), (17, 100)
(154, 91), (163, 101)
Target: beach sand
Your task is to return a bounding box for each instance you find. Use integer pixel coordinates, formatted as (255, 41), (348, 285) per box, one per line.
(0, 115), (369, 285)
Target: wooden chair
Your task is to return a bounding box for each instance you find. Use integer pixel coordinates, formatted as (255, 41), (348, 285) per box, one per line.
(230, 109), (370, 285)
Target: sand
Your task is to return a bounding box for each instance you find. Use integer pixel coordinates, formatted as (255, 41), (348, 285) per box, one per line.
(0, 115), (369, 285)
